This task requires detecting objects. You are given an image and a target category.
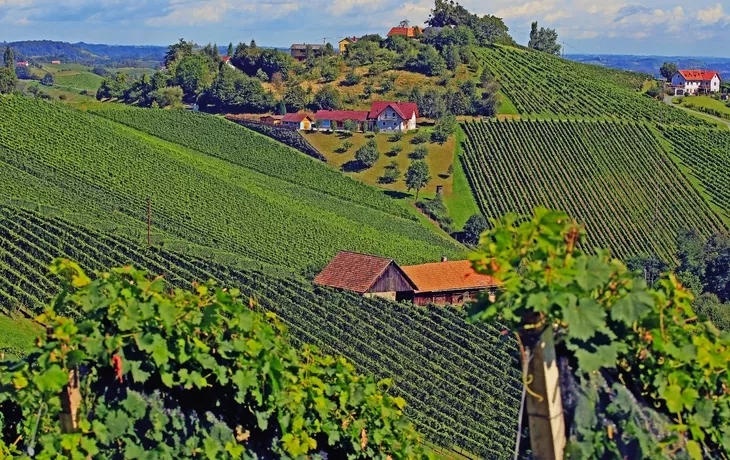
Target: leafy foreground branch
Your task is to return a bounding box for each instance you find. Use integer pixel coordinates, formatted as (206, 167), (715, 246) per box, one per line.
(469, 208), (730, 459)
(0, 260), (428, 459)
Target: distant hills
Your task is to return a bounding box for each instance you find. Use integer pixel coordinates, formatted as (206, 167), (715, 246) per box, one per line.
(0, 40), (166, 65)
(567, 53), (730, 79)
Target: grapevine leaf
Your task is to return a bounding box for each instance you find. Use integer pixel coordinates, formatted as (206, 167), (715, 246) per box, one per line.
(128, 360), (150, 383)
(106, 410), (131, 438)
(562, 298), (606, 341)
(150, 335), (169, 366)
(123, 391), (148, 420)
(686, 440), (702, 460)
(574, 257), (612, 291)
(694, 399), (714, 427)
(611, 283), (653, 325)
(664, 384), (683, 413)
(526, 292), (551, 314)
(574, 342), (626, 373)
(33, 365), (68, 392)
(158, 302), (177, 328)
(681, 387), (699, 411)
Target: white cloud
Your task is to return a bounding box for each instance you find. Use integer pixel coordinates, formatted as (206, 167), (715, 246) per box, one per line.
(697, 3), (726, 24)
(495, 0), (559, 19)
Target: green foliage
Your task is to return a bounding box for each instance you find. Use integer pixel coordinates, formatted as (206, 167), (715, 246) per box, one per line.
(41, 72), (54, 86)
(0, 206), (521, 458)
(410, 145), (429, 159)
(284, 84), (308, 112)
(426, 0), (513, 45)
(150, 85), (183, 108)
(0, 260), (428, 458)
(173, 54), (212, 99)
(527, 21), (561, 55)
(405, 161), (431, 200)
(203, 66), (274, 113)
(343, 119), (358, 133)
(164, 38), (195, 68)
(390, 132), (404, 142)
(660, 62), (678, 81)
(462, 213), (487, 245)
(460, 119), (725, 263)
(321, 64), (340, 83)
(356, 139), (380, 168)
(431, 114), (456, 143)
(343, 70), (362, 86)
(379, 160), (402, 184)
(0, 68), (17, 94)
(417, 194), (453, 232)
(411, 130), (430, 144)
(3, 46), (14, 69)
(255, 68), (268, 81)
(477, 46), (705, 125)
(407, 46), (446, 77)
(312, 84), (342, 110)
(470, 207), (730, 458)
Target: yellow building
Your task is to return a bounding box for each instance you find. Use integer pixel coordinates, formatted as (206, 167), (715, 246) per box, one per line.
(338, 37), (357, 54)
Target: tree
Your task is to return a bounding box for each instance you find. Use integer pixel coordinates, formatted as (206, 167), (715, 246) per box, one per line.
(321, 63), (340, 82)
(399, 19), (410, 28)
(463, 213), (487, 245)
(479, 71), (501, 116)
(659, 62), (678, 80)
(0, 68), (17, 94)
(277, 99), (287, 115)
(355, 139), (379, 168)
(227, 42), (234, 57)
(445, 44), (461, 71)
(150, 85), (183, 108)
(408, 46), (446, 76)
(343, 119), (357, 133)
(41, 72), (54, 86)
(427, 0), (512, 45)
(3, 46), (14, 69)
(431, 113), (457, 143)
(379, 160), (401, 184)
(324, 42), (335, 57)
(284, 85), (308, 112)
(205, 67), (274, 113)
(527, 22), (561, 55)
(405, 160), (431, 200)
(174, 55), (212, 100)
(410, 145), (429, 159)
(342, 70), (361, 86)
(164, 38), (195, 67)
(312, 85), (341, 110)
(0, 260), (427, 458)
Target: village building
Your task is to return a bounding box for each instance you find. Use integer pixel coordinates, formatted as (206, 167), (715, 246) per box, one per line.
(16, 61), (29, 67)
(314, 251), (498, 306)
(221, 56), (235, 68)
(289, 44), (326, 61)
(259, 115), (284, 125)
(387, 27), (424, 38)
(315, 110), (369, 132)
(369, 101), (418, 132)
(670, 70), (722, 95)
(339, 37), (358, 54)
(282, 112), (314, 130)
(51, 60), (61, 65)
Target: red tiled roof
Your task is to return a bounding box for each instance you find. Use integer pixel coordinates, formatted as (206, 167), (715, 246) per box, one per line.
(368, 101), (419, 120)
(387, 27), (423, 37)
(401, 260), (498, 293)
(676, 70), (721, 81)
(315, 110), (369, 122)
(314, 251), (396, 293)
(282, 112), (313, 123)
(221, 56), (231, 62)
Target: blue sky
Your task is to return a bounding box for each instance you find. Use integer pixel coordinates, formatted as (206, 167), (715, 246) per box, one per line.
(0, 0), (729, 56)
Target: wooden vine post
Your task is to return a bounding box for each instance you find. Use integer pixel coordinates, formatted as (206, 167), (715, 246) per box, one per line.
(59, 369), (81, 433)
(525, 327), (566, 460)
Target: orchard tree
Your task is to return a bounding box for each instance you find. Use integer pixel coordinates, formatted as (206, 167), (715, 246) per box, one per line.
(355, 139), (379, 168)
(150, 86), (183, 108)
(41, 72), (54, 86)
(463, 213), (487, 245)
(431, 113), (457, 143)
(405, 160), (431, 200)
(660, 62), (678, 80)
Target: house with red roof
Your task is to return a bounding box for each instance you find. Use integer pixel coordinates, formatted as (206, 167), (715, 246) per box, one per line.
(368, 101), (419, 132)
(314, 251), (497, 305)
(671, 70), (722, 95)
(282, 112), (314, 130)
(16, 61), (29, 67)
(314, 110), (369, 131)
(387, 27), (424, 38)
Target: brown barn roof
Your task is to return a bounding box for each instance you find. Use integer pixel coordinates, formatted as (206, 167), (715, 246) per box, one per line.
(401, 260), (497, 293)
(314, 251), (401, 293)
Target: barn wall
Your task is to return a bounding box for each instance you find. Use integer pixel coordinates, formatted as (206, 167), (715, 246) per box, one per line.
(369, 263), (414, 293)
(413, 289), (485, 306)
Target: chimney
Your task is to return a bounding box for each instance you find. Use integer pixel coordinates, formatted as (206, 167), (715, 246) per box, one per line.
(441, 256), (448, 262)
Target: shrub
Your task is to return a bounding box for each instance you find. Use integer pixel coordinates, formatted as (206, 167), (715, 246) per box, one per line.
(411, 130), (430, 144)
(390, 132), (404, 142)
(338, 140), (353, 153)
(342, 70), (362, 86)
(417, 194), (452, 232)
(343, 119), (357, 133)
(388, 144), (403, 157)
(355, 139), (379, 167)
(410, 145), (429, 159)
(379, 160), (401, 184)
(256, 68), (269, 81)
(0, 260), (426, 458)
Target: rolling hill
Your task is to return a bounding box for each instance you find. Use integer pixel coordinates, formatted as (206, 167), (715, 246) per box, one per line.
(0, 96), (462, 272)
(460, 119), (726, 263)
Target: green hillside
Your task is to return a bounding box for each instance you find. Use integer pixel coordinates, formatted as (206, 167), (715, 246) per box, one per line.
(0, 205), (521, 458)
(478, 46), (706, 126)
(460, 119), (726, 262)
(0, 96), (462, 271)
(53, 71), (104, 91)
(660, 126), (730, 220)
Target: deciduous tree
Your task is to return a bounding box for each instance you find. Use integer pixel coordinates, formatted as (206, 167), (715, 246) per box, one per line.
(528, 21), (561, 55)
(659, 62), (678, 80)
(405, 160), (431, 200)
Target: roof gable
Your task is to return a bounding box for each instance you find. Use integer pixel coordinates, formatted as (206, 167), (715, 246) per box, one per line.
(401, 260), (497, 293)
(282, 112), (313, 123)
(676, 70), (721, 81)
(314, 251), (407, 293)
(368, 101), (419, 120)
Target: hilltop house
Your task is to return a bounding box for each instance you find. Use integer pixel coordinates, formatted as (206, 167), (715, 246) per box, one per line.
(670, 70), (722, 95)
(387, 27), (424, 38)
(282, 112), (314, 130)
(369, 101), (418, 132)
(314, 251), (497, 305)
(221, 56), (235, 68)
(339, 37), (358, 54)
(290, 44), (326, 61)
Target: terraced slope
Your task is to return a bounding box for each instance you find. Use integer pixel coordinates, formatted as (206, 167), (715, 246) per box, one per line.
(460, 119), (725, 262)
(660, 126), (730, 220)
(0, 205), (521, 459)
(0, 96), (462, 271)
(478, 46), (706, 126)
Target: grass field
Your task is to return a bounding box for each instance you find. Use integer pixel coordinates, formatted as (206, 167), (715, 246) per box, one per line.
(53, 71), (104, 91)
(674, 95), (730, 120)
(0, 314), (41, 358)
(0, 204), (521, 459)
(460, 119), (726, 263)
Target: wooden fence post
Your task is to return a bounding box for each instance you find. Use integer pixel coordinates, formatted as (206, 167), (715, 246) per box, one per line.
(525, 327), (565, 460)
(59, 368), (81, 433)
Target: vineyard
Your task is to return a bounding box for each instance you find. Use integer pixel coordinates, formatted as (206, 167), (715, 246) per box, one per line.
(460, 119), (726, 263)
(0, 204), (522, 459)
(226, 117), (327, 161)
(0, 96), (462, 271)
(660, 126), (730, 220)
(52, 71), (104, 91)
(477, 46), (706, 126)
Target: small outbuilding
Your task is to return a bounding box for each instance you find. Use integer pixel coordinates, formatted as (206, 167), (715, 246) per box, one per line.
(282, 112), (314, 130)
(402, 259), (497, 306)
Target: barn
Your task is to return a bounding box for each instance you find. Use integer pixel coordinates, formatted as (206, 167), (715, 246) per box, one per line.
(314, 252), (498, 306)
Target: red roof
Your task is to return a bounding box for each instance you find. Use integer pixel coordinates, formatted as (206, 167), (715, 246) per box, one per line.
(676, 70), (721, 81)
(282, 112), (313, 123)
(315, 110), (369, 122)
(314, 251), (402, 293)
(387, 27), (423, 38)
(368, 101), (419, 120)
(221, 56), (231, 62)
(401, 260), (498, 293)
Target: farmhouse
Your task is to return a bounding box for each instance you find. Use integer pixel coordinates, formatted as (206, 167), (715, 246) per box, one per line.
(16, 61), (29, 67)
(339, 37), (358, 54)
(51, 60), (61, 64)
(387, 27), (424, 38)
(315, 110), (369, 131)
(368, 101), (418, 132)
(314, 251), (497, 306)
(671, 70), (722, 95)
(290, 44), (326, 61)
(259, 115), (283, 125)
(282, 112), (314, 130)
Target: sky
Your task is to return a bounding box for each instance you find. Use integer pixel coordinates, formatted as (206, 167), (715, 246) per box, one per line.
(0, 0), (729, 56)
